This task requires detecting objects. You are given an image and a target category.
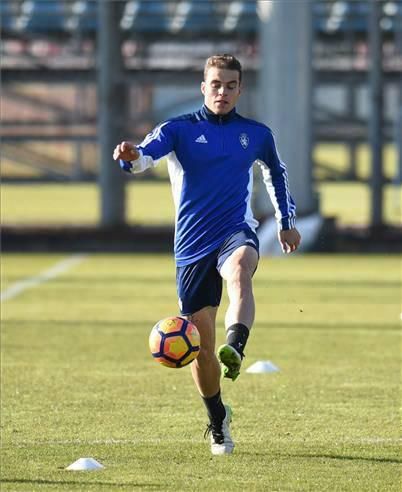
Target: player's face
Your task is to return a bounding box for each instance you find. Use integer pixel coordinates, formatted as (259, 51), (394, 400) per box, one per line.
(201, 68), (241, 115)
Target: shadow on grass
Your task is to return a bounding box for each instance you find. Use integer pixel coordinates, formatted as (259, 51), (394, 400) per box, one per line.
(295, 453), (402, 464)
(0, 478), (160, 488)
(241, 451), (401, 465)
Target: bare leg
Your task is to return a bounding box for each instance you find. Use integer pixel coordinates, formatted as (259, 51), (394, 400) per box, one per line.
(219, 246), (259, 329)
(188, 308), (234, 455)
(186, 306), (220, 398)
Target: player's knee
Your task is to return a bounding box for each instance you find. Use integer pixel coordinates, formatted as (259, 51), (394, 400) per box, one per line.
(196, 344), (217, 366)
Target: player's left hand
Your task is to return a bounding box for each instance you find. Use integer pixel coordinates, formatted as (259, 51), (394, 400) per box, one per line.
(278, 228), (301, 254)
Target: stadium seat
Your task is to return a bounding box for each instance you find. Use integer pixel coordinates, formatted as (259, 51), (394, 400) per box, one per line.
(175, 0), (219, 34)
(68, 0), (97, 32)
(235, 1), (258, 34)
(0, 0), (401, 36)
(20, 0), (67, 32)
(0, 0), (19, 31)
(121, 0), (169, 33)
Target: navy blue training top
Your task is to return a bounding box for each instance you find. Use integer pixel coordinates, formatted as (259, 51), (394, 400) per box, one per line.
(121, 105), (296, 266)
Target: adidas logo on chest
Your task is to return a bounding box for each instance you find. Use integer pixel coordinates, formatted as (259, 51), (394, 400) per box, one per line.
(195, 134), (208, 144)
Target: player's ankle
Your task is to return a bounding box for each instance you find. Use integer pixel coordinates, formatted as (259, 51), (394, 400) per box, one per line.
(226, 323), (249, 357)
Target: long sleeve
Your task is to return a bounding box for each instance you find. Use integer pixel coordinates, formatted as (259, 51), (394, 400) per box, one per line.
(120, 121), (175, 174)
(257, 130), (296, 230)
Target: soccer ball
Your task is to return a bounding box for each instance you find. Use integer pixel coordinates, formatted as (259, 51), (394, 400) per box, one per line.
(149, 317), (200, 368)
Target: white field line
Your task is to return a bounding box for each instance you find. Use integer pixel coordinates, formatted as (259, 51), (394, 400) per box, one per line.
(1, 254), (87, 302)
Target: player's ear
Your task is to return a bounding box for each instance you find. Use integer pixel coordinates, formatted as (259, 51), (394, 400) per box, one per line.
(201, 81), (206, 96)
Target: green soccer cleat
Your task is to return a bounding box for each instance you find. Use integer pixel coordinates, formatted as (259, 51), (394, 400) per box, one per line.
(217, 344), (242, 381)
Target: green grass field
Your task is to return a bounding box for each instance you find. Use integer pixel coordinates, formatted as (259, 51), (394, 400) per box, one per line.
(1, 253), (401, 491)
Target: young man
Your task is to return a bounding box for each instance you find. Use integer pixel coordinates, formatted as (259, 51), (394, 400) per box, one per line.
(113, 54), (301, 455)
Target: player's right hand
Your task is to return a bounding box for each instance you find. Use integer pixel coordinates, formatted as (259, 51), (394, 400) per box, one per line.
(278, 228), (301, 254)
(113, 141), (139, 161)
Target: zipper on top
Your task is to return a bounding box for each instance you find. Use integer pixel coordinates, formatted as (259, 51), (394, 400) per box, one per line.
(219, 116), (225, 152)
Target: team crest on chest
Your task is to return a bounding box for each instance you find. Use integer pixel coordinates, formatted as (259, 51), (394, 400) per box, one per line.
(239, 133), (249, 149)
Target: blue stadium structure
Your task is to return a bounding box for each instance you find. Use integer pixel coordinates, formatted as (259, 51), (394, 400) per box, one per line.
(1, 1), (400, 164)
(1, 0), (401, 37)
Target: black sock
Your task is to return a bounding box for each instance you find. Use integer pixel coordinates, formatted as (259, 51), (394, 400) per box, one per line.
(226, 323), (249, 357)
(202, 390), (226, 424)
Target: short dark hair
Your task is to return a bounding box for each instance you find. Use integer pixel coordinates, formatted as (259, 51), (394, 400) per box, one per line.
(204, 54), (242, 83)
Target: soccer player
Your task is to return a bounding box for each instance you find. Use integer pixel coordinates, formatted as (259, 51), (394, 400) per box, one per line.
(113, 54), (301, 455)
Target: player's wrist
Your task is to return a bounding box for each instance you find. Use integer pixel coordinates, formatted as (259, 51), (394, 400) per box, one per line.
(129, 148), (141, 162)
(278, 216), (296, 231)
(119, 160), (133, 172)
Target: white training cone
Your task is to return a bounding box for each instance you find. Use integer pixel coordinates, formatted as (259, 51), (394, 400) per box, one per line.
(246, 360), (280, 373)
(66, 458), (104, 471)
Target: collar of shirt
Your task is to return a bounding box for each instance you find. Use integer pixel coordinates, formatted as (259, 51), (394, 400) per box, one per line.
(200, 104), (237, 124)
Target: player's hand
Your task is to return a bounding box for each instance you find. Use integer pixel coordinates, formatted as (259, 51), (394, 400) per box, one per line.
(278, 228), (301, 254)
(113, 141), (139, 161)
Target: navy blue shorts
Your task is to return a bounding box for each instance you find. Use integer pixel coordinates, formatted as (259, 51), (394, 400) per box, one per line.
(176, 229), (259, 315)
